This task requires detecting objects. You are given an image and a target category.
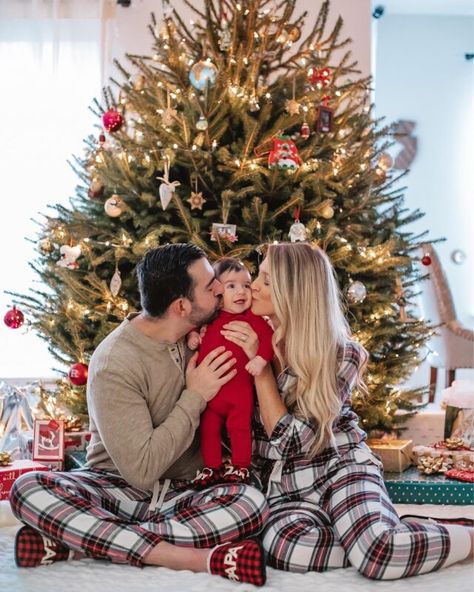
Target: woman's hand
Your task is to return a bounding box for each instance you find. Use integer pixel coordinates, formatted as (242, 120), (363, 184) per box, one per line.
(220, 320), (259, 359)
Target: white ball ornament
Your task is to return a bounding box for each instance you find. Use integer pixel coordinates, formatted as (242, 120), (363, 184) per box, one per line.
(104, 195), (123, 217)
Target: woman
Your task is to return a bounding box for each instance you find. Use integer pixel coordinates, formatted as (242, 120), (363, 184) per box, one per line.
(221, 242), (473, 580)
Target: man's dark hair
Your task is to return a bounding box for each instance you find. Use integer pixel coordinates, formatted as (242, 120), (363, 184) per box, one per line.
(136, 243), (205, 318)
(213, 257), (246, 278)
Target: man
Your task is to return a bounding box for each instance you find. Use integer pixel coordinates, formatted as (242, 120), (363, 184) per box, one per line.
(10, 244), (268, 586)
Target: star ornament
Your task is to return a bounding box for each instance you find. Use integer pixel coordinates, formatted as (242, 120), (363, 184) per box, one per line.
(187, 191), (207, 210)
(285, 99), (300, 116)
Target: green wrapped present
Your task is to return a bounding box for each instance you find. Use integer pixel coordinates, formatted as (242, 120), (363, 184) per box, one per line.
(384, 467), (474, 505)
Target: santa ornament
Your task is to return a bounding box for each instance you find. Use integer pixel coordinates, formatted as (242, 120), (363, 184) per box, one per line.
(288, 208), (307, 242)
(268, 135), (302, 170)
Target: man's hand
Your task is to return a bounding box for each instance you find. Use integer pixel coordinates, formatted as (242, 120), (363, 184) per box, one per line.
(186, 346), (237, 402)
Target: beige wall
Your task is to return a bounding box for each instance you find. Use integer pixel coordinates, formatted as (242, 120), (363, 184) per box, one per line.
(103, 0), (371, 83)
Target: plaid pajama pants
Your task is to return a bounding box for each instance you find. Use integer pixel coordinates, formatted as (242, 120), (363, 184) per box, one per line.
(9, 468), (268, 567)
(261, 446), (470, 580)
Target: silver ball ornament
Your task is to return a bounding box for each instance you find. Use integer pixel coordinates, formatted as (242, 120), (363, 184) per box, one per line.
(346, 281), (367, 304)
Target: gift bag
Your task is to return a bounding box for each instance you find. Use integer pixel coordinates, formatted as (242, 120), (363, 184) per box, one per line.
(442, 380), (474, 449)
(0, 381), (35, 460)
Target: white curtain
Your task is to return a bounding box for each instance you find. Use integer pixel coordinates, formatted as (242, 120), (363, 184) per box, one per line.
(0, 0), (104, 378)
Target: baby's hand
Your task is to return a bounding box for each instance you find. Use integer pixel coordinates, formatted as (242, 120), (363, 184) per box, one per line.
(245, 355), (267, 377)
(187, 330), (202, 351)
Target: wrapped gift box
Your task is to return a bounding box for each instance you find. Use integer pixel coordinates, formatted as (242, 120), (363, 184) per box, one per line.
(384, 467), (474, 505)
(412, 444), (474, 471)
(64, 431), (91, 452)
(367, 439), (413, 472)
(0, 459), (49, 501)
(442, 380), (474, 447)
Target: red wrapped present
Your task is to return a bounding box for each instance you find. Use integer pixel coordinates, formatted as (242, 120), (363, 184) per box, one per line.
(64, 431), (91, 452)
(33, 419), (64, 462)
(0, 459), (48, 501)
(445, 468), (474, 483)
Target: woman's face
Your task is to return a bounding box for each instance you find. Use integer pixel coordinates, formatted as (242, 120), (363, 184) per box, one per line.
(251, 257), (275, 317)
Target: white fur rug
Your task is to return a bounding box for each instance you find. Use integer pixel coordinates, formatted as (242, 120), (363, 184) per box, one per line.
(1, 503), (473, 592)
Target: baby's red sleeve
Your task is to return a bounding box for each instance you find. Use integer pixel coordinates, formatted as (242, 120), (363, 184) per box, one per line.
(249, 314), (274, 362)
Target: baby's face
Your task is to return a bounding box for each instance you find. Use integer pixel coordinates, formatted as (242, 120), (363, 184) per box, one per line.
(219, 269), (252, 314)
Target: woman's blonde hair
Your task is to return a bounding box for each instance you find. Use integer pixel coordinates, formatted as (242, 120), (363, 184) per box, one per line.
(268, 242), (361, 456)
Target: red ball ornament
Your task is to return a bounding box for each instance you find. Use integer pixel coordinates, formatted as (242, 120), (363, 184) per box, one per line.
(68, 363), (88, 386)
(102, 109), (123, 133)
(3, 306), (24, 329)
(421, 254), (432, 266)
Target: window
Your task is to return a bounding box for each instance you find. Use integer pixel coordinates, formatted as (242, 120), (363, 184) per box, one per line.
(0, 1), (102, 377)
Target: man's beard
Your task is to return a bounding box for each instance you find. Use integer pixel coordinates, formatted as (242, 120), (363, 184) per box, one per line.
(189, 296), (222, 327)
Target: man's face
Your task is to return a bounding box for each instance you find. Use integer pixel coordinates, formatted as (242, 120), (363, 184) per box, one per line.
(186, 258), (223, 326)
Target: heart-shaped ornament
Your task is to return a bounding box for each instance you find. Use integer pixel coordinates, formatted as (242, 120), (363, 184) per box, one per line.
(159, 183), (174, 210)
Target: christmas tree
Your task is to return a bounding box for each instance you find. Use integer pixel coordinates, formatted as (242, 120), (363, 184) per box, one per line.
(8, 0), (433, 430)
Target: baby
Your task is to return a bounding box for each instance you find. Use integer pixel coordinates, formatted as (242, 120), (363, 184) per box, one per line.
(188, 257), (273, 489)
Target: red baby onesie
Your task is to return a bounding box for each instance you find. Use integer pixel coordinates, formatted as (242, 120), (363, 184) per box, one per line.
(197, 309), (274, 468)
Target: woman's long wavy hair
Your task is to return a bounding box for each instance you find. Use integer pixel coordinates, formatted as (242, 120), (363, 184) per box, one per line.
(267, 242), (365, 456)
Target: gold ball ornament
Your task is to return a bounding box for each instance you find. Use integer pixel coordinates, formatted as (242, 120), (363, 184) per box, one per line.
(288, 26), (301, 42)
(276, 29), (289, 44)
(378, 152), (393, 170)
(249, 96), (260, 112)
(321, 204), (334, 219)
(38, 237), (53, 254)
(133, 74), (146, 91)
(104, 195), (124, 217)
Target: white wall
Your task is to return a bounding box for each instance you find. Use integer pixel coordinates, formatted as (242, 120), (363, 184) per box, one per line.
(105, 0), (371, 80)
(374, 14), (474, 327)
(374, 13), (474, 394)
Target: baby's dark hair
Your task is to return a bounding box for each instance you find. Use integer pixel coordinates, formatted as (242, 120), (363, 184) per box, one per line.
(213, 257), (247, 279)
